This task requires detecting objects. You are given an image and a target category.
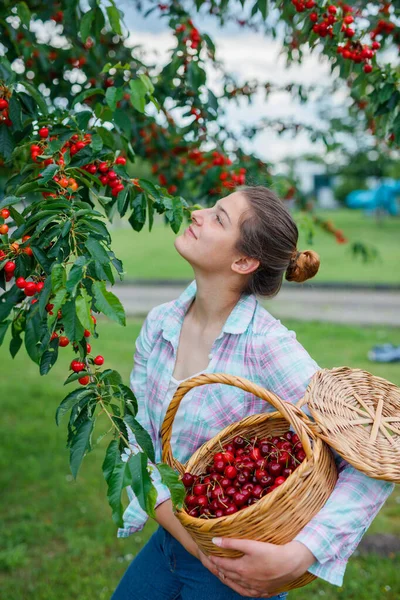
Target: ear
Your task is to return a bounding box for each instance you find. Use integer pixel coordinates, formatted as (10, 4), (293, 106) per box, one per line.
(232, 256), (260, 276)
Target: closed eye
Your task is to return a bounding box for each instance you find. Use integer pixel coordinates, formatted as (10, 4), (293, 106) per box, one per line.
(216, 214), (223, 225)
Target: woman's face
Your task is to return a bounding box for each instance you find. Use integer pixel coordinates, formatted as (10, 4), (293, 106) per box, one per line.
(174, 191), (258, 277)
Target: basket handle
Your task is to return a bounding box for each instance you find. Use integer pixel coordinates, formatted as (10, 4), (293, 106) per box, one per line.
(161, 372), (317, 475)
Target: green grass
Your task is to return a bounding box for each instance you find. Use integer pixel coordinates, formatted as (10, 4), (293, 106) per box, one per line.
(109, 209), (400, 284)
(1, 318), (399, 599)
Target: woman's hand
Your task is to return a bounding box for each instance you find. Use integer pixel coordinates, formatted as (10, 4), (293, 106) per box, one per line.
(195, 538), (316, 598)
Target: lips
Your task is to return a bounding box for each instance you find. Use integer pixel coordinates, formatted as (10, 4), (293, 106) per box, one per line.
(188, 226), (197, 239)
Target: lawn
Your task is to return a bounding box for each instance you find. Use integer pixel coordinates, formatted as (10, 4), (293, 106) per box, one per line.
(108, 208), (400, 285)
(0, 317), (399, 600)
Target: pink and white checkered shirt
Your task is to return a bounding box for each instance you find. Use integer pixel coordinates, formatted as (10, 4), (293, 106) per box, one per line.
(117, 279), (394, 586)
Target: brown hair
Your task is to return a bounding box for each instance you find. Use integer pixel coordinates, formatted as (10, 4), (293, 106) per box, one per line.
(235, 185), (320, 298)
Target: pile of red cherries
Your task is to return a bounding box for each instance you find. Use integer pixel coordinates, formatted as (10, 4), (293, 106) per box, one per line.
(182, 431), (306, 518)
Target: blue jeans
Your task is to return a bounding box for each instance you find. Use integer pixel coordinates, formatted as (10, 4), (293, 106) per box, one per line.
(111, 525), (289, 600)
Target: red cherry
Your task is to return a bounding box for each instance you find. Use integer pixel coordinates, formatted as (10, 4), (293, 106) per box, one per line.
(197, 495), (208, 508)
(255, 469), (267, 482)
(185, 494), (197, 507)
(16, 277), (26, 289)
(79, 375), (90, 385)
(275, 476), (286, 486)
(83, 329), (91, 338)
(4, 261), (15, 273)
(233, 436), (245, 448)
(267, 462), (282, 477)
(0, 99), (9, 110)
(86, 343), (91, 353)
(259, 474), (274, 487)
(232, 491), (247, 506)
(363, 63), (373, 73)
(59, 336), (70, 347)
(75, 141), (85, 151)
(188, 507), (199, 517)
(225, 505), (238, 515)
(252, 484), (263, 498)
(282, 467), (294, 478)
(214, 459), (226, 473)
(224, 465), (237, 479)
(182, 473), (195, 488)
(115, 156), (126, 165)
(39, 127), (49, 138)
(24, 281), (37, 296)
(93, 355), (104, 366)
(220, 477), (231, 488)
(36, 281), (45, 292)
(193, 483), (206, 496)
(1, 208), (10, 219)
(70, 360), (85, 373)
(50, 331), (59, 341)
(296, 450), (307, 463)
(98, 162), (109, 173)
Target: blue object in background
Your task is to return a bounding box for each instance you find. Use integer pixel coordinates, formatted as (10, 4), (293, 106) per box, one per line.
(346, 180), (400, 216)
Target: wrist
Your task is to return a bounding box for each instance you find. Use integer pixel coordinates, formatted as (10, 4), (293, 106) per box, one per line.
(285, 540), (317, 577)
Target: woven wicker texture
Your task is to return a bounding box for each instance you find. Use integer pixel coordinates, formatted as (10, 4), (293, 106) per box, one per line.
(300, 366), (400, 483)
(161, 373), (338, 593)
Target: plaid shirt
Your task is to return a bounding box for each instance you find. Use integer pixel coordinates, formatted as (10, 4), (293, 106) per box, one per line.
(117, 279), (394, 587)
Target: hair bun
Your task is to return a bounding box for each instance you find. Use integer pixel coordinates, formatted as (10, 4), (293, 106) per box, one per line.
(285, 249), (320, 283)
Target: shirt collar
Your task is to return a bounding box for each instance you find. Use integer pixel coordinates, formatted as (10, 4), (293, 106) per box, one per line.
(161, 279), (257, 343)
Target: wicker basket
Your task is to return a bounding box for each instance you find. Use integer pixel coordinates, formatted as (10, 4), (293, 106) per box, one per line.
(161, 372), (338, 593)
(299, 366), (400, 483)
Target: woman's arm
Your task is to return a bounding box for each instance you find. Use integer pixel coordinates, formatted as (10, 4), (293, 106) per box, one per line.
(258, 324), (394, 586)
(118, 306), (172, 538)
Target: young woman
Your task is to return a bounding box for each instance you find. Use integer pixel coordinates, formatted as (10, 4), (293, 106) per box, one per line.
(111, 186), (393, 600)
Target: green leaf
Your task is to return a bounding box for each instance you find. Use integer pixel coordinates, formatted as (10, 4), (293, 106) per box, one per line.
(124, 414), (155, 463)
(156, 463), (185, 510)
(8, 96), (22, 131)
(138, 74), (154, 94)
(72, 88), (105, 108)
(0, 196), (22, 210)
(66, 255), (87, 296)
(92, 281), (125, 326)
(0, 123), (15, 159)
(47, 287), (67, 326)
(127, 452), (157, 518)
(90, 133), (103, 153)
(56, 388), (93, 426)
(10, 335), (23, 358)
(62, 298), (85, 341)
(102, 439), (120, 485)
(80, 8), (95, 43)
(75, 288), (93, 332)
(39, 338), (59, 375)
(106, 5), (123, 35)
(24, 310), (43, 364)
(39, 163), (59, 183)
(105, 86), (123, 112)
(119, 384), (138, 417)
(97, 126), (115, 150)
(16, 2), (31, 27)
(129, 79), (147, 113)
(100, 369), (122, 387)
(21, 81), (48, 116)
(70, 417), (95, 479)
(106, 460), (129, 527)
(86, 237), (110, 265)
(51, 263), (66, 292)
